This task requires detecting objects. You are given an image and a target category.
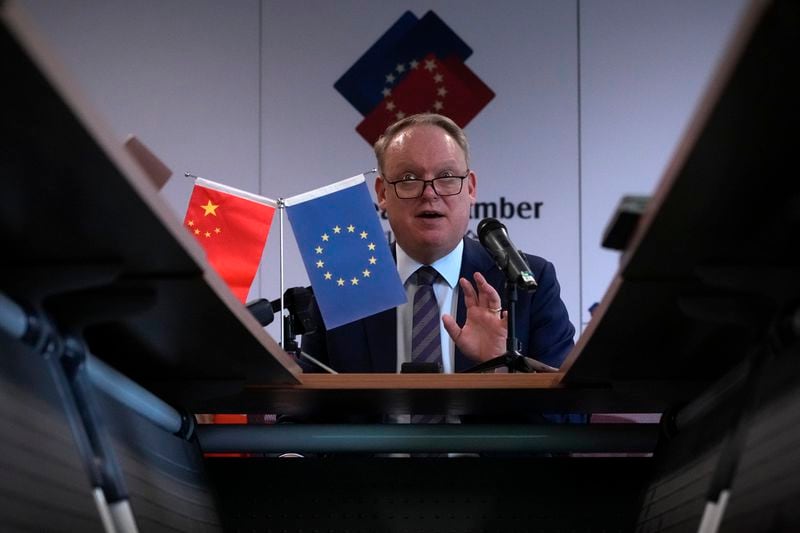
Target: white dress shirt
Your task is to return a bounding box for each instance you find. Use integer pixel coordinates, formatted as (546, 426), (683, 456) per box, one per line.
(395, 240), (464, 374)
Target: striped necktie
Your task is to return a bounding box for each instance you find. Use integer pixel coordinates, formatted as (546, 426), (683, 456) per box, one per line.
(411, 266), (445, 429)
(411, 266), (443, 369)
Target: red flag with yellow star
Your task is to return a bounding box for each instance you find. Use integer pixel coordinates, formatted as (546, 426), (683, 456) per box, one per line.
(183, 178), (276, 303)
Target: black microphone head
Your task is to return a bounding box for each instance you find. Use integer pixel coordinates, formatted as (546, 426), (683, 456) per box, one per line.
(476, 217), (538, 291)
(246, 298), (275, 327)
(477, 217), (505, 245)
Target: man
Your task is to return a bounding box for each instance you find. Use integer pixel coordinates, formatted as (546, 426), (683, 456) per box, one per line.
(301, 113), (575, 375)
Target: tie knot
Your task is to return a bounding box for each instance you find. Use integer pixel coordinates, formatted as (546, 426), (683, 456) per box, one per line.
(416, 266), (439, 287)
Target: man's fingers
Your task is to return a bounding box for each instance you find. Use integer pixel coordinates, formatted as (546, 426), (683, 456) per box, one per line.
(460, 277), (478, 308)
(473, 272), (502, 309)
(442, 314), (462, 342)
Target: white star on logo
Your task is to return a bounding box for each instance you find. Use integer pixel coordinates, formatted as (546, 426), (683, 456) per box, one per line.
(386, 101), (396, 111)
(395, 63), (406, 73)
(409, 59), (419, 69)
(386, 73), (396, 83)
(382, 87), (392, 97)
(433, 73), (443, 83)
(437, 87), (448, 97)
(433, 101), (443, 111)
(424, 59), (436, 71)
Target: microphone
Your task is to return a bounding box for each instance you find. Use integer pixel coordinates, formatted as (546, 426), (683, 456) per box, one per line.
(246, 287), (316, 333)
(246, 288), (336, 374)
(477, 218), (538, 291)
(246, 298), (277, 327)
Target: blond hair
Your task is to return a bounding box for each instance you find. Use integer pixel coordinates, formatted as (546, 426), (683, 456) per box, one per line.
(373, 113), (469, 174)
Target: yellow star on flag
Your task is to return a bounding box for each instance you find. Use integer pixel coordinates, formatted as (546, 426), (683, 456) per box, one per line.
(201, 200), (219, 216)
(315, 246), (323, 254)
(351, 277), (359, 285)
(360, 231), (368, 239)
(347, 224), (355, 233)
(333, 225), (341, 234)
(324, 272), (332, 280)
(316, 260), (324, 268)
(368, 242), (376, 251)
(369, 256), (377, 264)
(362, 269), (371, 278)
(321, 233), (329, 241)
(337, 278), (345, 286)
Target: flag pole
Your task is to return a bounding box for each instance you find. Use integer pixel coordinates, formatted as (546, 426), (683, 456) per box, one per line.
(278, 198), (286, 348)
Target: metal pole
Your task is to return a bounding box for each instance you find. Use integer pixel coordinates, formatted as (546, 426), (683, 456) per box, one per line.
(1, 291), (183, 436)
(278, 198), (285, 347)
(86, 355), (182, 435)
(197, 423), (659, 455)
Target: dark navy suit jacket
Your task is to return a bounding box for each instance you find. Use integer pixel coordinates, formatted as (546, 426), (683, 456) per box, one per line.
(301, 237), (575, 373)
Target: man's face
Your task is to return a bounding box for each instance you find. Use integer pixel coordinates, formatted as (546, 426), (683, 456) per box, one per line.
(375, 124), (476, 264)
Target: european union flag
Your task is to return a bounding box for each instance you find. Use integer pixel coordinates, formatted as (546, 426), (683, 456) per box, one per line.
(285, 175), (407, 330)
(334, 10), (473, 116)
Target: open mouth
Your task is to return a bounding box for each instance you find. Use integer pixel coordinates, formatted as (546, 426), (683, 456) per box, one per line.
(417, 210), (444, 219)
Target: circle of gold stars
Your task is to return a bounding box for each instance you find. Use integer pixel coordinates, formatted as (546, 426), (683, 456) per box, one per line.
(381, 55), (447, 120)
(314, 223), (378, 288)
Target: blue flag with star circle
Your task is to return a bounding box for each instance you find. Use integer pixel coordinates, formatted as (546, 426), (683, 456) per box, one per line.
(285, 175), (407, 330)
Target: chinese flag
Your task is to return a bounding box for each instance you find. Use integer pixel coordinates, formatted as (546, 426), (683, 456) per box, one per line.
(356, 52), (495, 145)
(183, 178), (276, 303)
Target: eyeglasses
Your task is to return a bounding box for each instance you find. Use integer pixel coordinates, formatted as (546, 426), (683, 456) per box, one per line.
(384, 171), (469, 199)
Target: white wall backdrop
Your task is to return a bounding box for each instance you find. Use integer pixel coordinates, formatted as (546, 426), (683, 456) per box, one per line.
(578, 0), (750, 326)
(19, 0), (750, 342)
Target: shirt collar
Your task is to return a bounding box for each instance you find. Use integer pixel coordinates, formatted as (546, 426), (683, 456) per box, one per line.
(396, 239), (464, 289)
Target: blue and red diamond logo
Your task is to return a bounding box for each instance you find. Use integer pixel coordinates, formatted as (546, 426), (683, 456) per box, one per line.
(334, 11), (495, 145)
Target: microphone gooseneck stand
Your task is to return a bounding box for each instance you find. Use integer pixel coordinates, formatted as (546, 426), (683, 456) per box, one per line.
(247, 288), (336, 374)
(463, 280), (537, 373)
(465, 217), (553, 373)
